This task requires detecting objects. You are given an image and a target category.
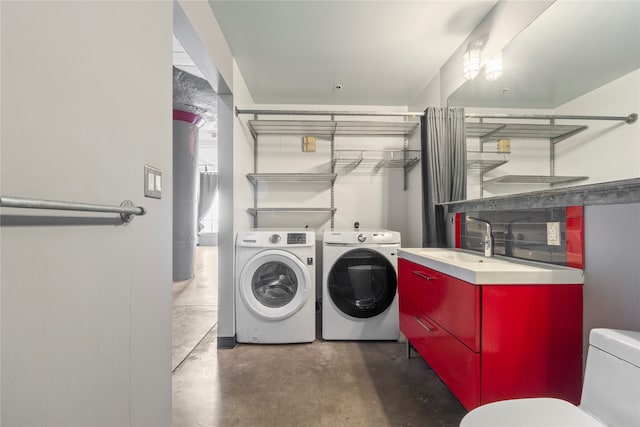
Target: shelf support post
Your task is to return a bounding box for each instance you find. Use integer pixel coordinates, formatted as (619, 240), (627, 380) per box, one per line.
(550, 118), (555, 179)
(253, 113), (259, 227)
(403, 133), (410, 191)
(331, 114), (336, 229)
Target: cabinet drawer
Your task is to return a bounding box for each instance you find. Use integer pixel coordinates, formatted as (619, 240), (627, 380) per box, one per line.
(399, 259), (480, 351)
(399, 299), (431, 345)
(402, 312), (481, 411)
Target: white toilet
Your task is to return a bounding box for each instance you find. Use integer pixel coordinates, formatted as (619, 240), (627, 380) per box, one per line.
(461, 328), (640, 427)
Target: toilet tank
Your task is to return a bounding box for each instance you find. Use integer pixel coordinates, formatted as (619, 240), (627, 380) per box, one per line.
(579, 329), (640, 427)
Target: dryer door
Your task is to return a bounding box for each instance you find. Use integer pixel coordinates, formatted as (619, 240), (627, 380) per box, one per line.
(239, 249), (311, 321)
(327, 248), (397, 319)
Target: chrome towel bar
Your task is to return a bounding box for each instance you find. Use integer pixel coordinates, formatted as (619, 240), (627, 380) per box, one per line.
(0, 196), (146, 222)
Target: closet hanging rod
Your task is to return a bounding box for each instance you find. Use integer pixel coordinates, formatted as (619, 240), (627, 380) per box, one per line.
(0, 196), (146, 222)
(235, 107), (424, 118)
(236, 108), (637, 123)
(466, 113), (637, 124)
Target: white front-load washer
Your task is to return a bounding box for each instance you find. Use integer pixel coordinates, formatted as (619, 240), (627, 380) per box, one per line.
(322, 229), (400, 340)
(235, 230), (315, 344)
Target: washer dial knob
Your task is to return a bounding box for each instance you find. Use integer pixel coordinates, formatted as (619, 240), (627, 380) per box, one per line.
(357, 233), (367, 243)
(269, 234), (281, 244)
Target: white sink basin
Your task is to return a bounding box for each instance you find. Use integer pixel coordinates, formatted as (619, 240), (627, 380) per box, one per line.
(398, 248), (584, 285)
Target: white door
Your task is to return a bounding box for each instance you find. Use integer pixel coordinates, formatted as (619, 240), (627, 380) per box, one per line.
(239, 249), (310, 320)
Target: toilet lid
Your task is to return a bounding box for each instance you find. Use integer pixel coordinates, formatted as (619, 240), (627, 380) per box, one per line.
(460, 398), (607, 427)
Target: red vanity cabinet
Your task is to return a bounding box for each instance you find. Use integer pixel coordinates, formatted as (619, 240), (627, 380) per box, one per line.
(398, 258), (583, 411)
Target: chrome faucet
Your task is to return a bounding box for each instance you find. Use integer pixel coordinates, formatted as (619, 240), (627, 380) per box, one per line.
(467, 217), (494, 257)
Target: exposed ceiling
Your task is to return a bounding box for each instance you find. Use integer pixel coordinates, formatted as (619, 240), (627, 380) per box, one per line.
(448, 0), (640, 109)
(173, 36), (218, 172)
(207, 0), (498, 106)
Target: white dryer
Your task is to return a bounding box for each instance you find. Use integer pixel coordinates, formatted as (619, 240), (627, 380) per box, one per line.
(235, 230), (316, 344)
(322, 229), (400, 340)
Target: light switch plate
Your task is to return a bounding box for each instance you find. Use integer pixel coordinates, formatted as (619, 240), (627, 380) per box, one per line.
(144, 165), (162, 199)
(547, 222), (561, 246)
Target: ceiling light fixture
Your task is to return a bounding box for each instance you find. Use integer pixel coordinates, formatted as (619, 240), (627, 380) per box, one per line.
(463, 40), (483, 81)
(485, 52), (503, 82)
(462, 36), (504, 82)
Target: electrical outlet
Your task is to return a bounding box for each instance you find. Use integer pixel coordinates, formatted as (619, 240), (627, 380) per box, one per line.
(547, 222), (561, 246)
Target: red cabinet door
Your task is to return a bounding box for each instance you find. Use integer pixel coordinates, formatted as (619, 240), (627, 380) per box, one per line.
(480, 284), (583, 405)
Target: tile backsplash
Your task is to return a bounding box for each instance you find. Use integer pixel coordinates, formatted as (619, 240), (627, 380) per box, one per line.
(460, 208), (569, 265)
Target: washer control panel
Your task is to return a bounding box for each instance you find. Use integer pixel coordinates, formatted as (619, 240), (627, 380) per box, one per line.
(237, 231), (314, 248)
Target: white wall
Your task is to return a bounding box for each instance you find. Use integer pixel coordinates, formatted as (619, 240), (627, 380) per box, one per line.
(218, 61), (256, 341)
(232, 62), (257, 236)
(1, 2), (172, 425)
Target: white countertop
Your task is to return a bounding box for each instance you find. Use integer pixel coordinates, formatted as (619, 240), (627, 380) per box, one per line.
(398, 248), (584, 285)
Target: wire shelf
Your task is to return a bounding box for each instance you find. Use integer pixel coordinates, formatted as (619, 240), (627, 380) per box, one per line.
(248, 120), (419, 137)
(466, 151), (509, 174)
(247, 207), (337, 217)
(246, 173), (336, 186)
(333, 149), (420, 173)
(466, 122), (587, 143)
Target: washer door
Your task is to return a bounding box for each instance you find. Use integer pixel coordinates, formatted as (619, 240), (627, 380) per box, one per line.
(327, 248), (396, 319)
(239, 249), (310, 321)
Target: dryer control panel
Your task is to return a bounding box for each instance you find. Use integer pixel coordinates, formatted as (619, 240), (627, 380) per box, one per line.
(324, 230), (401, 245)
(287, 233), (307, 245)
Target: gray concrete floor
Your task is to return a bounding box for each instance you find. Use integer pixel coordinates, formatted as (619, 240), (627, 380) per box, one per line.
(172, 246), (467, 427)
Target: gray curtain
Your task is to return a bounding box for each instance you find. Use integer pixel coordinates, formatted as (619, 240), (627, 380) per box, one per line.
(197, 171), (219, 233)
(421, 107), (467, 247)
